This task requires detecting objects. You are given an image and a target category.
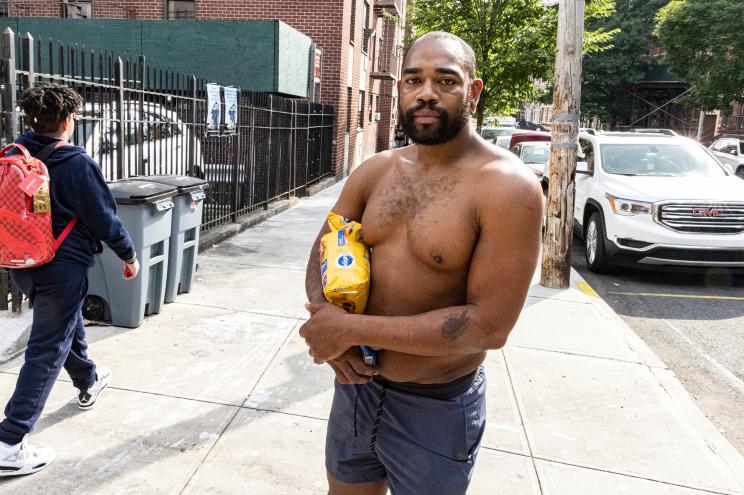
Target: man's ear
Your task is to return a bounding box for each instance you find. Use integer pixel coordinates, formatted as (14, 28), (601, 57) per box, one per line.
(469, 79), (484, 114)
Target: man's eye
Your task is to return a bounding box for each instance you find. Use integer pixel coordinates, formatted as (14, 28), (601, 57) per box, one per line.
(440, 79), (454, 85)
(405, 78), (420, 84)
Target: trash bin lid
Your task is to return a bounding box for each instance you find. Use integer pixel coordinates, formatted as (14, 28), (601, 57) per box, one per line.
(131, 175), (210, 194)
(108, 179), (177, 205)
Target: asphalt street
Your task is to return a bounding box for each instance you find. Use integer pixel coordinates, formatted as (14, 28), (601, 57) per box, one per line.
(570, 235), (744, 456)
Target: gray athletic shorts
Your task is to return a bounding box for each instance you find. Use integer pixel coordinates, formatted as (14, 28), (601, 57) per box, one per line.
(326, 366), (487, 495)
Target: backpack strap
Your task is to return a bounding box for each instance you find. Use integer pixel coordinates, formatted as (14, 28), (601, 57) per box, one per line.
(33, 140), (66, 162)
(31, 140), (77, 252)
(52, 218), (78, 251)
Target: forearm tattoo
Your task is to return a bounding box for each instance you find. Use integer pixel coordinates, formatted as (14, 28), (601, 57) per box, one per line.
(441, 310), (469, 340)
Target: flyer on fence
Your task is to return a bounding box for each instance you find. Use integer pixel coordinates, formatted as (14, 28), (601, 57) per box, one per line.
(206, 84), (221, 134)
(224, 87), (238, 134)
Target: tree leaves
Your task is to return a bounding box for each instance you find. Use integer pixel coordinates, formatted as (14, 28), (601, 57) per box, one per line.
(407, 0), (616, 125)
(654, 0), (744, 112)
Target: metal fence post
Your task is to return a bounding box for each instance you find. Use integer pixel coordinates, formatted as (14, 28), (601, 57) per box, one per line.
(137, 55), (146, 176)
(266, 94), (273, 209)
(231, 90), (241, 221)
(1, 27), (17, 145)
(188, 75), (197, 177)
(249, 99), (256, 207)
(20, 32), (34, 87)
(305, 103), (311, 190)
(114, 57), (126, 180)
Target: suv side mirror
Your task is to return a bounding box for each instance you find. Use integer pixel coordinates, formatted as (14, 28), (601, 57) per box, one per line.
(576, 161), (591, 175)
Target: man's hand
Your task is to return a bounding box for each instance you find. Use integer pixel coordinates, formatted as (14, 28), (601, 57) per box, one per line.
(327, 348), (379, 384)
(123, 259), (140, 280)
(299, 302), (353, 363)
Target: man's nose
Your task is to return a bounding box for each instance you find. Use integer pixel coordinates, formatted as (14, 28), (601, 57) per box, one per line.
(416, 79), (439, 104)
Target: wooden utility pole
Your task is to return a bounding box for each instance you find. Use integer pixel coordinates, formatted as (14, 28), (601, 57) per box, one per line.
(541, 0), (585, 289)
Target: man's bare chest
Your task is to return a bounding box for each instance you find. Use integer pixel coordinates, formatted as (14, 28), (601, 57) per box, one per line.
(361, 170), (478, 270)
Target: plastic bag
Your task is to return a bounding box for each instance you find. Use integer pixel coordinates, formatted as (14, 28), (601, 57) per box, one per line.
(320, 213), (376, 366)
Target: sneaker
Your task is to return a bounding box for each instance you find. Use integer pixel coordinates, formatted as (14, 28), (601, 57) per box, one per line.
(77, 367), (112, 410)
(0, 438), (55, 477)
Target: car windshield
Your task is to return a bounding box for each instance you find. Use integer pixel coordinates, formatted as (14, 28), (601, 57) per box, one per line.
(740, 142), (744, 154)
(600, 143), (727, 177)
(481, 128), (515, 140)
(522, 145), (550, 164)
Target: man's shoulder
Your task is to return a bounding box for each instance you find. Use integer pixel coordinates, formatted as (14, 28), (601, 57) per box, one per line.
(470, 144), (543, 209)
(348, 148), (400, 183)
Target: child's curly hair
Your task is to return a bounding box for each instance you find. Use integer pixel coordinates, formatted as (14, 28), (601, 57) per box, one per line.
(18, 83), (83, 133)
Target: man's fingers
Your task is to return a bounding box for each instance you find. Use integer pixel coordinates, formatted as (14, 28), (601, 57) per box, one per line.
(333, 360), (371, 384)
(327, 362), (351, 385)
(347, 357), (378, 377)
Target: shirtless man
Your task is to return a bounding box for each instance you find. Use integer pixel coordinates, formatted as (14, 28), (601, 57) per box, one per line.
(301, 32), (543, 495)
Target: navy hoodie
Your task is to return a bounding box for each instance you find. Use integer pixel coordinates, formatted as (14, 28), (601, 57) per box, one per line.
(15, 132), (135, 267)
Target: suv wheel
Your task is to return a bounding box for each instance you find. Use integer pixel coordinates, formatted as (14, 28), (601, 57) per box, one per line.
(585, 212), (612, 273)
(736, 166), (744, 179)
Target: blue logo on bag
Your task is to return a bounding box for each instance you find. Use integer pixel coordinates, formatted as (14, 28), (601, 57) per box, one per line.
(338, 230), (345, 246)
(337, 254), (354, 268)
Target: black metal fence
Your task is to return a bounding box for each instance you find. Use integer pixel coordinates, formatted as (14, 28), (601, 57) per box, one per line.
(0, 28), (335, 230)
(0, 27), (335, 311)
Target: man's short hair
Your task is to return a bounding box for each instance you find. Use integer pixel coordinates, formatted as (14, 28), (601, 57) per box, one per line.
(402, 32), (477, 80)
(18, 83), (83, 133)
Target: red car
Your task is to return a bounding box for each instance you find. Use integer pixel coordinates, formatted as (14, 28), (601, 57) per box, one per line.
(509, 130), (551, 149)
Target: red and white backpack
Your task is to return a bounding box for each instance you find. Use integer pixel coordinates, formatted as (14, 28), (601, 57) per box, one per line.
(0, 142), (76, 268)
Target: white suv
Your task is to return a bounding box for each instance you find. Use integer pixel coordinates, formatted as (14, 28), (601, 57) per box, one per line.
(573, 132), (744, 273)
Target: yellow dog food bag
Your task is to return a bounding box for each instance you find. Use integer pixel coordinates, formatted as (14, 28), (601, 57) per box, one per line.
(320, 213), (370, 315)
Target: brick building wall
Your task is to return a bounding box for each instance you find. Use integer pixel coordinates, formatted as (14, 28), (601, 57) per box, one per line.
(4, 0), (407, 177)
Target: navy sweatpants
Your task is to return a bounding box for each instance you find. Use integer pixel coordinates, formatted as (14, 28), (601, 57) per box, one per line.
(0, 262), (97, 445)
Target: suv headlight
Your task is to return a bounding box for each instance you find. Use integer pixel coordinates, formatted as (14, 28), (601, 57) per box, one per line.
(606, 194), (652, 216)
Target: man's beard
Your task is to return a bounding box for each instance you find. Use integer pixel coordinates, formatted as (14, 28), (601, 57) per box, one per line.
(398, 98), (471, 145)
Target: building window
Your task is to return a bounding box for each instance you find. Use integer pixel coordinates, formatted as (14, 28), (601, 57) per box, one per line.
(346, 88), (353, 133)
(358, 91), (365, 129)
(362, 2), (370, 52)
(63, 0), (92, 19)
(0, 1), (8, 17)
(350, 0), (356, 44)
(167, 0), (195, 19)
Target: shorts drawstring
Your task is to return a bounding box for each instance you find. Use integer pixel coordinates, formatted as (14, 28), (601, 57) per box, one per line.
(369, 386), (386, 452)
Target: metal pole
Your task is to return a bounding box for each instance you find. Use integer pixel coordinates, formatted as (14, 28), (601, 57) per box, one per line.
(188, 75), (197, 177)
(231, 90), (241, 221)
(21, 32), (34, 87)
(2, 27), (18, 144)
(115, 57), (126, 180)
(696, 109), (705, 142)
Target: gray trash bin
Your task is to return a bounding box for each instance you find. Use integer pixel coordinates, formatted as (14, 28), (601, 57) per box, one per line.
(84, 180), (177, 328)
(132, 175), (208, 303)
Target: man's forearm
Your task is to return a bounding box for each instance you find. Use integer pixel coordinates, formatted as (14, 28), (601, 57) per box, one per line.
(305, 235), (326, 304)
(343, 304), (513, 357)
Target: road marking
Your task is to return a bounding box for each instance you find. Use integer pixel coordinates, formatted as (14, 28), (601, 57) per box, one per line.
(607, 291), (744, 301)
(662, 320), (744, 396)
(576, 281), (598, 297)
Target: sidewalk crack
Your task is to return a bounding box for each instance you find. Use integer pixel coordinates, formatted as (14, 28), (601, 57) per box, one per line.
(503, 348), (545, 494)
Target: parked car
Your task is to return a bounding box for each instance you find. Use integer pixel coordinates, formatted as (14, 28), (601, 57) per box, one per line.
(71, 101), (197, 181)
(479, 127), (518, 148)
(509, 130), (551, 149)
(510, 141), (550, 185)
(573, 131), (744, 273)
(709, 136), (744, 179)
(495, 116), (517, 127)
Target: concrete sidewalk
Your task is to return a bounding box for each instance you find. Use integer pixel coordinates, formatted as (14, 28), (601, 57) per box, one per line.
(1, 181), (743, 494)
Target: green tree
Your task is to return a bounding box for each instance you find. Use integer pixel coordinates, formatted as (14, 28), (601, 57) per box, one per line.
(406, 0), (616, 128)
(654, 0), (744, 111)
(581, 0), (671, 128)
